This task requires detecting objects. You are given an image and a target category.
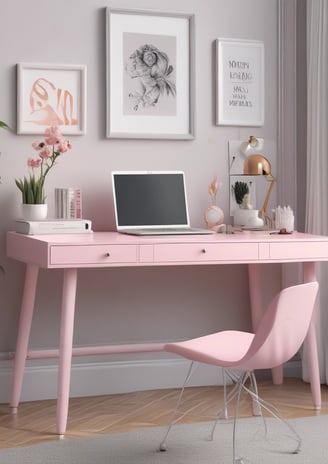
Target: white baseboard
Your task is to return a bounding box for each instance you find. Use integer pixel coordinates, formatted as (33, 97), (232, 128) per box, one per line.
(0, 357), (302, 404)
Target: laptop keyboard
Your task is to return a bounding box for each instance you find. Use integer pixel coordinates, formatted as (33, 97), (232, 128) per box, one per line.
(121, 228), (215, 236)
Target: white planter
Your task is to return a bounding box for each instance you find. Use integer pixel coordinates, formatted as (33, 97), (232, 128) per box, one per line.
(21, 204), (48, 221)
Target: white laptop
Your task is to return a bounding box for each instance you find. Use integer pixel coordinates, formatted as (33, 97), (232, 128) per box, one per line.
(112, 171), (215, 236)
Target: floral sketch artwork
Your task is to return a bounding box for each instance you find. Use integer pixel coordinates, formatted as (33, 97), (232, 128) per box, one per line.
(123, 33), (176, 116)
(26, 77), (78, 127)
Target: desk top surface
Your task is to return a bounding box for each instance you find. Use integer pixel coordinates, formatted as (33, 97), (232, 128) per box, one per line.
(6, 230), (328, 269)
(6, 230), (328, 245)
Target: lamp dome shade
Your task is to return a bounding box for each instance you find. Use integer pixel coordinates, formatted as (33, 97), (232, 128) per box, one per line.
(244, 154), (272, 176)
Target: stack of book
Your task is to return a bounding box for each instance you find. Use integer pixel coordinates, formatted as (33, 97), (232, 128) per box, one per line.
(55, 188), (82, 219)
(14, 219), (93, 235)
(14, 188), (93, 235)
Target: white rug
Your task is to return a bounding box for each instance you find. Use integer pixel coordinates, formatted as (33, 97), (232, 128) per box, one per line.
(0, 415), (327, 464)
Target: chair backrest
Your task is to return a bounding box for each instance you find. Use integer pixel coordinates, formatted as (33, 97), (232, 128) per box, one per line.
(237, 282), (319, 371)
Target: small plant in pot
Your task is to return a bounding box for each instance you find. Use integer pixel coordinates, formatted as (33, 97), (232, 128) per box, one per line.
(15, 126), (72, 220)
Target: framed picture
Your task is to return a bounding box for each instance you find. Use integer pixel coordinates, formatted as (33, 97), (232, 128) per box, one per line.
(17, 63), (87, 135)
(216, 39), (264, 126)
(106, 8), (195, 139)
(229, 175), (257, 216)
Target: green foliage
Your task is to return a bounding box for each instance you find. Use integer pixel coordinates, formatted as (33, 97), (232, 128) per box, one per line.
(14, 126), (72, 205)
(15, 175), (45, 204)
(0, 121), (9, 129)
(233, 181), (249, 205)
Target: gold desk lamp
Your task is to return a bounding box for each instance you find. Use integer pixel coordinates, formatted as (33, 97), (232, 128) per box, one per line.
(243, 154), (276, 227)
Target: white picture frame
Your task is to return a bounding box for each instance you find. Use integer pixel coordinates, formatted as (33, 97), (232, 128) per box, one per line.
(17, 63), (87, 135)
(106, 8), (195, 139)
(216, 39), (264, 127)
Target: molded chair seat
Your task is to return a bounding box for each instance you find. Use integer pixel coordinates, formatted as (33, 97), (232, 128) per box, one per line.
(159, 282), (319, 463)
(168, 330), (255, 367)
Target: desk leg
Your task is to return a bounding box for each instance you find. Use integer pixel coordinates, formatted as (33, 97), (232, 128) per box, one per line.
(56, 268), (77, 436)
(247, 264), (262, 331)
(10, 264), (39, 413)
(248, 264), (283, 384)
(303, 262), (321, 409)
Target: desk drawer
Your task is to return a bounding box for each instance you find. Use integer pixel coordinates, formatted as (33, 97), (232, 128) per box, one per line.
(50, 244), (137, 265)
(153, 243), (258, 263)
(269, 241), (328, 260)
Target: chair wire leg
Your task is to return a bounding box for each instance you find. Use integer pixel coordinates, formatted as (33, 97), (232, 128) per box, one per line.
(241, 380), (301, 454)
(223, 368), (228, 419)
(212, 371), (260, 463)
(210, 369), (242, 441)
(159, 361), (197, 451)
(249, 372), (262, 417)
(232, 372), (249, 464)
(225, 370), (262, 417)
(160, 364), (300, 457)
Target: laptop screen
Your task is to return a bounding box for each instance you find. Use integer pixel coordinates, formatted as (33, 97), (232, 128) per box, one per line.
(112, 171), (190, 229)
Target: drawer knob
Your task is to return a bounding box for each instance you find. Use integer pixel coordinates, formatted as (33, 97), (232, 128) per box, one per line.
(201, 249), (206, 254)
(105, 252), (111, 257)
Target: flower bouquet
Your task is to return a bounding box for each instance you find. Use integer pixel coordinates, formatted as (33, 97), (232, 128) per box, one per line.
(15, 126), (72, 205)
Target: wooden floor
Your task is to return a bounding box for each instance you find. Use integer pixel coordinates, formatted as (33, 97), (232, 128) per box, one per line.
(0, 378), (327, 449)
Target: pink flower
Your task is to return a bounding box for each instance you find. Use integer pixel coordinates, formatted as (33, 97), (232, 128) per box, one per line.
(16, 125), (73, 205)
(45, 125), (62, 145)
(27, 157), (42, 168)
(57, 140), (70, 153)
(39, 146), (51, 159)
(32, 141), (46, 151)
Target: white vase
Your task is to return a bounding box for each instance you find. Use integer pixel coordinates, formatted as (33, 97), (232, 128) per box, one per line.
(233, 209), (264, 227)
(21, 204), (48, 221)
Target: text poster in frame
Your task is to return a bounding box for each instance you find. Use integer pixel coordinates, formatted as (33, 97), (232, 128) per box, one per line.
(216, 39), (264, 127)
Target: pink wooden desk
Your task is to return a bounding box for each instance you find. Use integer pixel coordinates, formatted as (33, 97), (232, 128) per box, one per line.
(6, 230), (328, 436)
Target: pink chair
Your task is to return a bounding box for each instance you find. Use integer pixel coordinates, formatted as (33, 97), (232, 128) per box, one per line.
(159, 282), (319, 463)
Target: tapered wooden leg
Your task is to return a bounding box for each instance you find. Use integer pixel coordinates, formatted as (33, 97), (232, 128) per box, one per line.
(248, 263), (283, 384)
(303, 262), (321, 409)
(10, 264), (39, 412)
(56, 268), (78, 436)
(247, 264), (262, 331)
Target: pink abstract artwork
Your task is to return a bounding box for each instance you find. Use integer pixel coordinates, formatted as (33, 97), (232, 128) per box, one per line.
(26, 77), (78, 127)
(17, 63), (86, 135)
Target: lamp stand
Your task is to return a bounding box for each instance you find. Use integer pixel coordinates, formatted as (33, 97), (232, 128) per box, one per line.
(259, 175), (276, 227)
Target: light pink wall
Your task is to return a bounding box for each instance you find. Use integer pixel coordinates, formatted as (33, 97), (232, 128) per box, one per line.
(0, 0), (279, 369)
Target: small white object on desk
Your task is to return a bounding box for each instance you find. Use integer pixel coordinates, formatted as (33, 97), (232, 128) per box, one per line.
(233, 208), (264, 228)
(273, 205), (294, 233)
